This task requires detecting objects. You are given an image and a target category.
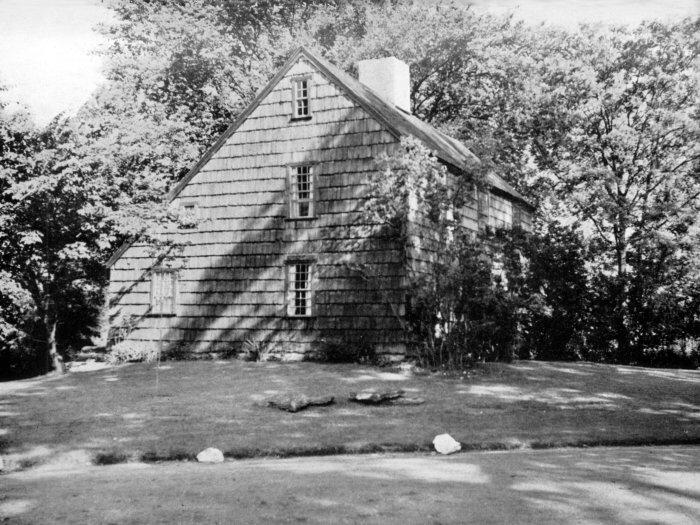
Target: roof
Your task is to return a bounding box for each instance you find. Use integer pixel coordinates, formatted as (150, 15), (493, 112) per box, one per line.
(304, 50), (530, 205)
(106, 46), (532, 268)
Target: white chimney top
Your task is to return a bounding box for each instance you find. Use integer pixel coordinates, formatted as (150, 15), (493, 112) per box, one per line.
(357, 56), (411, 113)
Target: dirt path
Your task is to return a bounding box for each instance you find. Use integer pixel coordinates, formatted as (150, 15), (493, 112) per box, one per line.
(2, 446), (698, 524)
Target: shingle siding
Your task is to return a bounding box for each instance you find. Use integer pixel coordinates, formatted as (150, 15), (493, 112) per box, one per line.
(109, 58), (407, 360)
(108, 49), (533, 360)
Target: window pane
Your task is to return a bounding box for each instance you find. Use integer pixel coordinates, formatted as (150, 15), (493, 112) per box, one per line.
(294, 79), (309, 116)
(291, 165), (313, 218)
(288, 262), (311, 316)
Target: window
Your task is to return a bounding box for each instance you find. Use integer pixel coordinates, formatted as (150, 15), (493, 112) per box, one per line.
(292, 77), (311, 119)
(179, 201), (198, 228)
(150, 269), (177, 315)
(286, 261), (313, 317)
(478, 189), (491, 230)
(512, 205), (522, 230)
(289, 165), (315, 219)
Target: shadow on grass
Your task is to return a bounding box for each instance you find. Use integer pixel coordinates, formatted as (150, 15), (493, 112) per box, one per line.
(2, 447), (698, 523)
(0, 360), (698, 472)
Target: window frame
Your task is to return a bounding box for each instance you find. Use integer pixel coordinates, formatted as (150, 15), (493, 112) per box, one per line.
(285, 259), (315, 318)
(149, 268), (178, 316)
(287, 163), (317, 220)
(512, 204), (523, 230)
(477, 188), (492, 230)
(290, 75), (312, 121)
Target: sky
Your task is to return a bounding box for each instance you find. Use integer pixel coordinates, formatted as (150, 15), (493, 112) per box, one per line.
(0, 0), (698, 125)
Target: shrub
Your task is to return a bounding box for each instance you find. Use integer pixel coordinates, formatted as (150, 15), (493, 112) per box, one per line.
(0, 329), (44, 380)
(315, 337), (376, 364)
(106, 340), (158, 364)
(161, 342), (193, 361)
(407, 234), (520, 370)
(239, 339), (268, 361)
(507, 224), (590, 362)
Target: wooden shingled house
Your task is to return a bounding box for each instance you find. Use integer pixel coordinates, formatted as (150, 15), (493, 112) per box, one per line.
(106, 46), (533, 360)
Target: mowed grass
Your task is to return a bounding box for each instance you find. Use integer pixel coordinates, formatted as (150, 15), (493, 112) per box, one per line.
(1, 360), (698, 468)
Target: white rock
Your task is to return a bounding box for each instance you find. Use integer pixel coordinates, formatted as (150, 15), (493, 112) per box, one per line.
(433, 433), (461, 455)
(196, 447), (224, 463)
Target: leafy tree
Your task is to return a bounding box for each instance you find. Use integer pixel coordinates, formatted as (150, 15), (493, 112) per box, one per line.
(310, 3), (538, 184)
(0, 117), (116, 372)
(87, 0), (353, 194)
(531, 19), (700, 361)
(361, 137), (518, 367)
(501, 223), (590, 361)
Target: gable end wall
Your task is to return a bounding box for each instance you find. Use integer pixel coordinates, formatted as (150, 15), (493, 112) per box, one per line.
(108, 58), (407, 360)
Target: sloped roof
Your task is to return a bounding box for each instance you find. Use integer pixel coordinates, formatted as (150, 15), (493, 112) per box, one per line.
(106, 46), (531, 268)
(301, 48), (531, 207)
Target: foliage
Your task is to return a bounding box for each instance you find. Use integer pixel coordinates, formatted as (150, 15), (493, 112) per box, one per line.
(505, 223), (590, 361)
(106, 340), (158, 365)
(0, 114), (106, 373)
(307, 2), (546, 195)
(407, 233), (521, 368)
(2, 2), (698, 374)
(363, 138), (517, 368)
(315, 336), (376, 364)
(239, 338), (269, 362)
(529, 19), (700, 361)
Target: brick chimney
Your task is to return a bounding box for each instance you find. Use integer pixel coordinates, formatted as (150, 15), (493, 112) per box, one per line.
(357, 56), (411, 113)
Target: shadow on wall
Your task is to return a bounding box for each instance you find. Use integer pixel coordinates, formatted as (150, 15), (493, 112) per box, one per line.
(112, 108), (407, 360)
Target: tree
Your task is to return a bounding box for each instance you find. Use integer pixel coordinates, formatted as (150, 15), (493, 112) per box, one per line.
(308, 2), (546, 195)
(0, 117), (117, 373)
(531, 19), (700, 361)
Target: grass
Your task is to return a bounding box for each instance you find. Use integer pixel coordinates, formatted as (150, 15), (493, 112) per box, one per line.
(0, 360), (698, 469)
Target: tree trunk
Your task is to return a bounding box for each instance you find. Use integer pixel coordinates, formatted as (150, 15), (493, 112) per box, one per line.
(614, 235), (631, 363)
(44, 308), (65, 374)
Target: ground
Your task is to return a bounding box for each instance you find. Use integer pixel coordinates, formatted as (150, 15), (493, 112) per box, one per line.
(1, 360), (698, 469)
(1, 446), (698, 524)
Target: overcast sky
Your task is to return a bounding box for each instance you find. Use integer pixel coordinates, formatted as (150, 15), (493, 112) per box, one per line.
(0, 0), (697, 125)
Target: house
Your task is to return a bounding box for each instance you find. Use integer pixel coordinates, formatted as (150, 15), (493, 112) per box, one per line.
(106, 46), (533, 360)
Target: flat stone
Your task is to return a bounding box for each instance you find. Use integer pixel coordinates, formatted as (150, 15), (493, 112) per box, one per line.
(265, 394), (334, 412)
(349, 389), (405, 404)
(196, 447), (224, 463)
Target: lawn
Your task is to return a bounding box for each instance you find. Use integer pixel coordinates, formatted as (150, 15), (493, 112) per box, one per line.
(1, 360), (698, 469)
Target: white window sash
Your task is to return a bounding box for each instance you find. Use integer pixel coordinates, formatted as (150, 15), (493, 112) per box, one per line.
(289, 165), (314, 218)
(293, 78), (310, 117)
(287, 262), (313, 317)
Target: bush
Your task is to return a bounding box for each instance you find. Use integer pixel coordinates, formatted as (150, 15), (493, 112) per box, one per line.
(508, 224), (589, 362)
(407, 234), (520, 370)
(238, 339), (269, 361)
(0, 330), (44, 380)
(315, 337), (376, 364)
(107, 340), (158, 365)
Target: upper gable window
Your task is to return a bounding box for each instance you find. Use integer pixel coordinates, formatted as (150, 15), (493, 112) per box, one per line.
(178, 201), (199, 229)
(288, 165), (315, 219)
(291, 77), (311, 119)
